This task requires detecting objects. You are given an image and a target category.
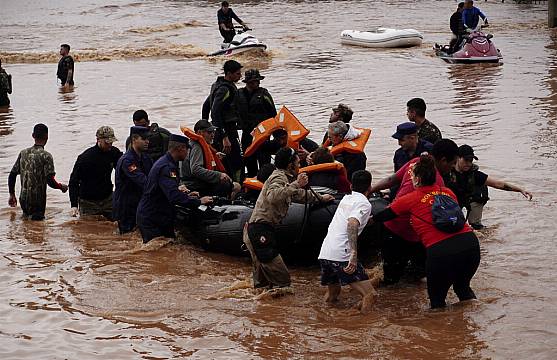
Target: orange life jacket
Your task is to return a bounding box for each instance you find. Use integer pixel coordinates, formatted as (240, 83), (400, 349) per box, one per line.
(181, 126), (226, 172)
(244, 106), (310, 158)
(243, 177), (264, 191)
(323, 127), (372, 155)
(299, 162), (345, 175)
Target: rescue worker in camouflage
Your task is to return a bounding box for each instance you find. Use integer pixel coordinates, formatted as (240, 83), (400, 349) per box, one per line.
(69, 126), (123, 219)
(243, 147), (334, 289)
(136, 134), (214, 243)
(0, 59), (12, 107)
(57, 44), (74, 87)
(237, 69), (277, 177)
(113, 126), (153, 234)
(8, 124), (68, 220)
(201, 60), (244, 182)
(406, 98), (442, 145)
(125, 109), (171, 162)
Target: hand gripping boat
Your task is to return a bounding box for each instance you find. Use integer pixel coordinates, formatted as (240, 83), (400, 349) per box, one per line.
(434, 27), (502, 64)
(175, 195), (389, 264)
(209, 27), (267, 56)
(340, 28), (423, 48)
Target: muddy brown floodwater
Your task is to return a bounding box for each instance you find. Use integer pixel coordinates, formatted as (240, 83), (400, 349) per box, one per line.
(1, 1), (556, 359)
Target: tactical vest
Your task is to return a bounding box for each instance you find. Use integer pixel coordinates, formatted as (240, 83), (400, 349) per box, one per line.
(237, 87), (275, 132)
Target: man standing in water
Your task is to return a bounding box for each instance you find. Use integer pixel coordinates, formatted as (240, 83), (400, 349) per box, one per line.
(113, 126), (153, 234)
(406, 98), (442, 145)
(136, 134), (213, 243)
(8, 124), (68, 220)
(318, 170), (376, 314)
(57, 44), (74, 87)
(243, 147), (334, 291)
(202, 60), (244, 182)
(69, 126), (123, 219)
(0, 59), (12, 107)
(217, 1), (248, 43)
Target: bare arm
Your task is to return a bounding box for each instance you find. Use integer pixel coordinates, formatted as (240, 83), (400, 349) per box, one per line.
(369, 174), (399, 194)
(344, 217), (360, 274)
(65, 69), (73, 85)
(485, 176), (532, 200)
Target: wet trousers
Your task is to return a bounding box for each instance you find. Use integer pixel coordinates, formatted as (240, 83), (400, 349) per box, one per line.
(381, 228), (426, 284)
(467, 201), (485, 226)
(426, 232), (480, 309)
(79, 194), (113, 220)
(243, 224), (291, 288)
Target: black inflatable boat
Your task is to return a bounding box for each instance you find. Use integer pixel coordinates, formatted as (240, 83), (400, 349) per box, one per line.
(175, 195), (389, 264)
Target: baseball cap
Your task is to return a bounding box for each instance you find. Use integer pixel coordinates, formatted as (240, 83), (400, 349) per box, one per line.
(194, 119), (217, 133)
(96, 126), (117, 143)
(458, 144), (478, 160)
(392, 122), (418, 140)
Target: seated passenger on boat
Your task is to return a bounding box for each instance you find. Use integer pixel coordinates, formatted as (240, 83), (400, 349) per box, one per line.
(180, 120), (240, 199)
(304, 147), (351, 195)
(324, 121), (371, 180)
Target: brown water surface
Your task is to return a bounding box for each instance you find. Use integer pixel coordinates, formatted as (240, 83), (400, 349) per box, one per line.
(1, 1), (556, 359)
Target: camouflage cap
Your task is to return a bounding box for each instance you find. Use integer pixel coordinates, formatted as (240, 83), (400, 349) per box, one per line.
(96, 126), (117, 142)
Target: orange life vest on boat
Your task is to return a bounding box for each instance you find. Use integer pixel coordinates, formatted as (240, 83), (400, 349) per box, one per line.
(181, 126), (226, 172)
(299, 162), (345, 175)
(243, 177), (264, 191)
(323, 127), (372, 155)
(244, 106), (310, 158)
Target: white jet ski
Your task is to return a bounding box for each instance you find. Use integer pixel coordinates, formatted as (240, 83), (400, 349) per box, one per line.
(209, 27), (267, 56)
(341, 28), (423, 48)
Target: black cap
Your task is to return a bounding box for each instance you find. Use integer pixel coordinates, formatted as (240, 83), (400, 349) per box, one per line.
(170, 134), (190, 147)
(223, 60), (242, 74)
(458, 144), (478, 160)
(130, 126), (149, 138)
(392, 122), (418, 139)
(132, 109), (148, 123)
(194, 119), (217, 132)
(243, 69), (265, 83)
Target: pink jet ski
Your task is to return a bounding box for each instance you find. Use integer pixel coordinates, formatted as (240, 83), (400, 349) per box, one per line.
(435, 26), (502, 64)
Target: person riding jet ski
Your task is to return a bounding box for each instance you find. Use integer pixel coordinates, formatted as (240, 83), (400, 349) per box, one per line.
(462, 0), (488, 32)
(217, 1), (248, 43)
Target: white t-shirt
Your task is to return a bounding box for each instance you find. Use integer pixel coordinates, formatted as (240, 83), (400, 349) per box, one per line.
(318, 191), (372, 262)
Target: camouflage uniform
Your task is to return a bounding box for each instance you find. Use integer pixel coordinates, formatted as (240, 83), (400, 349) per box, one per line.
(417, 119), (442, 145)
(0, 68), (12, 106)
(10, 145), (56, 220)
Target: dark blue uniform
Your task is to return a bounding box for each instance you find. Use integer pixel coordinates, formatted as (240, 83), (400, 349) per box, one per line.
(136, 153), (201, 243)
(393, 139), (433, 172)
(113, 148), (153, 234)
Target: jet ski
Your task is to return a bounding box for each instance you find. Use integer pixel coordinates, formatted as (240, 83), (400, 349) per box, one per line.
(175, 195), (389, 264)
(341, 28), (423, 48)
(209, 27), (267, 57)
(435, 24), (502, 64)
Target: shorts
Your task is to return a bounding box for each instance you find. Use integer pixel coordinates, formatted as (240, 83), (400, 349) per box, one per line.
(319, 259), (369, 286)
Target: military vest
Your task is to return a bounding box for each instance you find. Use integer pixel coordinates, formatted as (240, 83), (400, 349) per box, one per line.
(237, 87), (275, 132)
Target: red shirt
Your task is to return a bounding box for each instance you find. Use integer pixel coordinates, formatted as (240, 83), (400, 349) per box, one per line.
(389, 185), (472, 248)
(384, 157), (445, 242)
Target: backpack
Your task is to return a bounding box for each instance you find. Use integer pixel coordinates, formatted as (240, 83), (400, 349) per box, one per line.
(431, 192), (466, 233)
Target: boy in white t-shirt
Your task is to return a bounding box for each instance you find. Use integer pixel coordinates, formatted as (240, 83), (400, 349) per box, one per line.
(318, 170), (376, 313)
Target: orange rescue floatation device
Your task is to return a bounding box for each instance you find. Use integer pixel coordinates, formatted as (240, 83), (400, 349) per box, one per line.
(244, 106), (310, 158)
(323, 127), (372, 155)
(299, 161), (345, 174)
(181, 126), (226, 172)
